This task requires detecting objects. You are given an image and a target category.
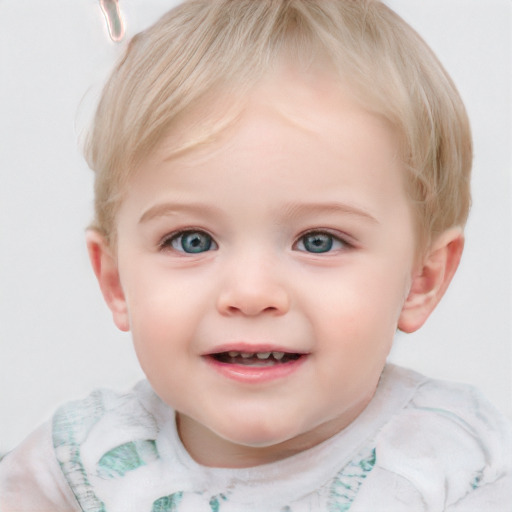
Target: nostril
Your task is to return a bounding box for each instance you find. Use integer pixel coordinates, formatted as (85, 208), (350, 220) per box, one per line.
(223, 302), (285, 317)
(216, 278), (291, 317)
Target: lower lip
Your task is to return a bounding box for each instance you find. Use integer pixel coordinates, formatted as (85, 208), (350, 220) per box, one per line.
(204, 355), (307, 384)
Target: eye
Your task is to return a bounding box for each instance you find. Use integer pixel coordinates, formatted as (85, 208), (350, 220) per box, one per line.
(295, 231), (347, 254)
(163, 230), (217, 254)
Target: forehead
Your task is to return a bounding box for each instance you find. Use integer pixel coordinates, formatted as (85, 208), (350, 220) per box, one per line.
(121, 70), (409, 227)
(147, 62), (397, 158)
(150, 67), (401, 174)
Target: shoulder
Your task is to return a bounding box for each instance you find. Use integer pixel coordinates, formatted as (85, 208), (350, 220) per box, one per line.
(52, 379), (168, 449)
(51, 380), (172, 510)
(399, 368), (512, 471)
(379, 365), (512, 451)
(361, 366), (512, 510)
(0, 421), (81, 511)
(51, 380), (170, 457)
(0, 381), (173, 512)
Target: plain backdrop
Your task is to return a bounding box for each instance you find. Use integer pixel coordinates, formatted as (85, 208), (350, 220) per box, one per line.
(0, 0), (510, 454)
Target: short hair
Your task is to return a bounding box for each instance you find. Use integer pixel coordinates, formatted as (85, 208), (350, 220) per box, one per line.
(85, 0), (472, 251)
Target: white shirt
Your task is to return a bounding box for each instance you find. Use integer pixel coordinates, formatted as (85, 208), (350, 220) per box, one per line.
(1, 365), (511, 511)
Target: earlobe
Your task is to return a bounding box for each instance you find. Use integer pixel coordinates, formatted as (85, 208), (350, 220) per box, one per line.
(398, 228), (464, 333)
(86, 230), (130, 332)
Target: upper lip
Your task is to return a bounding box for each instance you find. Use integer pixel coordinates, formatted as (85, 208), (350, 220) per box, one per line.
(204, 342), (309, 356)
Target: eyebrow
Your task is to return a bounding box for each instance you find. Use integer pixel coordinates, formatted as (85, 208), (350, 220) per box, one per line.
(139, 202), (223, 224)
(139, 201), (379, 225)
(281, 201), (379, 224)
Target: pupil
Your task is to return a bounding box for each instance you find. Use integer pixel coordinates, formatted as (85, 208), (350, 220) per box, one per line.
(304, 233), (332, 253)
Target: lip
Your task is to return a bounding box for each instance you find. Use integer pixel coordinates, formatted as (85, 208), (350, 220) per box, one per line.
(203, 345), (308, 384)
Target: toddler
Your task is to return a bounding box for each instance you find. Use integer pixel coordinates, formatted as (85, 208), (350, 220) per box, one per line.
(1, 0), (511, 510)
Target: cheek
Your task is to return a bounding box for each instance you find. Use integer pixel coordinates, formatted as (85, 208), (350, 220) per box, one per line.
(303, 262), (409, 343)
(121, 258), (203, 325)
(129, 297), (192, 355)
(124, 269), (218, 380)
(121, 277), (186, 362)
(128, 297), (197, 405)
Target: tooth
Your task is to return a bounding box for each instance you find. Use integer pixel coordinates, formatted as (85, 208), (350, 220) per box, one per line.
(228, 351), (239, 357)
(272, 352), (285, 360)
(240, 352), (254, 358)
(256, 352), (271, 359)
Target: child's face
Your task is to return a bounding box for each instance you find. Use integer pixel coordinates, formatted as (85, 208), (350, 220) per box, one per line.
(112, 70), (417, 465)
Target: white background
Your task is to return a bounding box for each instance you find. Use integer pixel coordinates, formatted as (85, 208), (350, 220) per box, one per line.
(0, 0), (510, 454)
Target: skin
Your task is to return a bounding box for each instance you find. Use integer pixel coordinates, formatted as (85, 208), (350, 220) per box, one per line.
(87, 68), (464, 468)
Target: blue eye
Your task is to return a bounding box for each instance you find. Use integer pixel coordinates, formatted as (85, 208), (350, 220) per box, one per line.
(296, 232), (345, 253)
(167, 231), (217, 253)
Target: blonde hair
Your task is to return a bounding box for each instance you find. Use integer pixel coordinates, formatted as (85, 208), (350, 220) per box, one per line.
(85, 0), (472, 250)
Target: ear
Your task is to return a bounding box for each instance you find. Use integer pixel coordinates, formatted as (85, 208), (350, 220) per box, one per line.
(86, 230), (130, 332)
(398, 228), (464, 333)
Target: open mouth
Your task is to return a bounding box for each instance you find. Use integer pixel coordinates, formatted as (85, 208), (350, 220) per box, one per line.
(210, 351), (303, 366)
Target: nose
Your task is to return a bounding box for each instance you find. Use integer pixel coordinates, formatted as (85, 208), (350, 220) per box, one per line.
(216, 255), (290, 317)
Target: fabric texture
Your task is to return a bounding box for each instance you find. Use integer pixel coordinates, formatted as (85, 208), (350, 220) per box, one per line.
(1, 365), (511, 511)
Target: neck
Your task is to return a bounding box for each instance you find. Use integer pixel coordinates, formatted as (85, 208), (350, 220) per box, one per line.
(176, 403), (367, 468)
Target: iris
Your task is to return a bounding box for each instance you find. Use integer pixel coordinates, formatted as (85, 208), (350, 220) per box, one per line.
(171, 231), (214, 253)
(301, 232), (334, 253)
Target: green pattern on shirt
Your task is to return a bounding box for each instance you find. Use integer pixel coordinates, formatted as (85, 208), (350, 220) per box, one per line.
(53, 391), (109, 512)
(209, 493), (228, 511)
(98, 440), (159, 478)
(152, 492), (183, 511)
(328, 448), (376, 511)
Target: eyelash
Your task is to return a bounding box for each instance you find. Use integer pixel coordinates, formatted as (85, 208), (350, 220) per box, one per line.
(159, 229), (218, 254)
(159, 228), (352, 255)
(294, 230), (351, 254)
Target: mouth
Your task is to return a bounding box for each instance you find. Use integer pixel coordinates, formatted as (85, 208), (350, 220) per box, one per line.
(204, 347), (308, 383)
(209, 350), (303, 367)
